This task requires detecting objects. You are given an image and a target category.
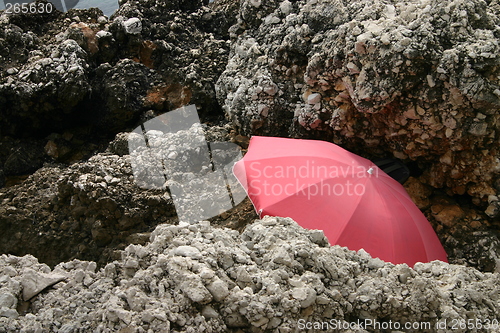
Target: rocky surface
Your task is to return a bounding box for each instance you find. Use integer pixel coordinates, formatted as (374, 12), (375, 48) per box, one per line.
(402, 176), (500, 273)
(0, 0), (234, 177)
(1, 0), (500, 331)
(0, 121), (254, 267)
(216, 0), (500, 218)
(0, 0), (249, 266)
(1, 216), (499, 332)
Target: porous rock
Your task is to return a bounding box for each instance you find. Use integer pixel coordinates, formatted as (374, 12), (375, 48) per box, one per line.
(0, 0), (235, 171)
(0, 122), (242, 267)
(216, 0), (500, 214)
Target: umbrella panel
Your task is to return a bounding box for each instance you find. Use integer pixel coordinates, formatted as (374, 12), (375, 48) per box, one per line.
(233, 136), (448, 265)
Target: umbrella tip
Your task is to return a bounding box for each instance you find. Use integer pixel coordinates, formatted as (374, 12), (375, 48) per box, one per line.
(367, 167), (374, 175)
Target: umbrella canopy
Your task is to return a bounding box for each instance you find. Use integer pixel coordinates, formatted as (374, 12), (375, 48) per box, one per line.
(233, 136), (447, 266)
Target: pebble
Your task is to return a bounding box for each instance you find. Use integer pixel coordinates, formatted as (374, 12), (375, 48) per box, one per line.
(6, 68), (18, 75)
(173, 245), (201, 258)
(123, 17), (142, 35)
(307, 93), (321, 105)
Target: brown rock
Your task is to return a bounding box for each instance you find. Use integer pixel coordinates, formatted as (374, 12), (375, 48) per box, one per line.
(145, 84), (192, 110)
(431, 204), (465, 227)
(404, 177), (432, 210)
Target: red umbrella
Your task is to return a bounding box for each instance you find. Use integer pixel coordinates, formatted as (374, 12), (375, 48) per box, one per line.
(233, 136), (447, 266)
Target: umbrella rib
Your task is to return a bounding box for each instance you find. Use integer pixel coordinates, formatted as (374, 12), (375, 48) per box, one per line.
(330, 175), (371, 244)
(375, 180), (397, 263)
(385, 184), (433, 262)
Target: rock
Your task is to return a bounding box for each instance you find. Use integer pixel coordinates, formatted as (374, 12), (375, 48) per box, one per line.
(20, 269), (65, 301)
(103, 0), (234, 121)
(404, 177), (432, 210)
(206, 278), (230, 302)
(0, 152), (177, 266)
(122, 17), (142, 35)
(179, 274), (213, 304)
(2, 141), (45, 176)
(431, 204), (465, 227)
(97, 59), (158, 132)
(485, 195), (500, 218)
(0, 308), (18, 319)
(107, 133), (134, 156)
(201, 305), (219, 319)
(0, 292), (17, 309)
(0, 0), (500, 331)
(0, 116), (245, 267)
(291, 286), (317, 308)
(485, 202), (499, 218)
(173, 245), (202, 259)
(216, 0), (500, 215)
(0, 36), (91, 135)
(0, 0), (234, 159)
(0, 216), (499, 332)
(307, 93), (321, 105)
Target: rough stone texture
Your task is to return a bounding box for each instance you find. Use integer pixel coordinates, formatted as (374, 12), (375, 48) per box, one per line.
(0, 138), (46, 179)
(105, 0), (234, 121)
(20, 269), (66, 301)
(216, 0), (500, 215)
(403, 176), (432, 210)
(0, 0), (235, 178)
(0, 122), (251, 267)
(0, 152), (175, 267)
(0, 4), (97, 137)
(1, 0), (500, 330)
(0, 216), (499, 332)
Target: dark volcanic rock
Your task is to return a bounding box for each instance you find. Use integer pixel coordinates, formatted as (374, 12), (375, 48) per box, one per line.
(214, 0), (500, 271)
(0, 0), (242, 264)
(0, 0), (238, 192)
(0, 0), (235, 167)
(0, 36), (91, 135)
(96, 59), (161, 132)
(1, 0), (500, 331)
